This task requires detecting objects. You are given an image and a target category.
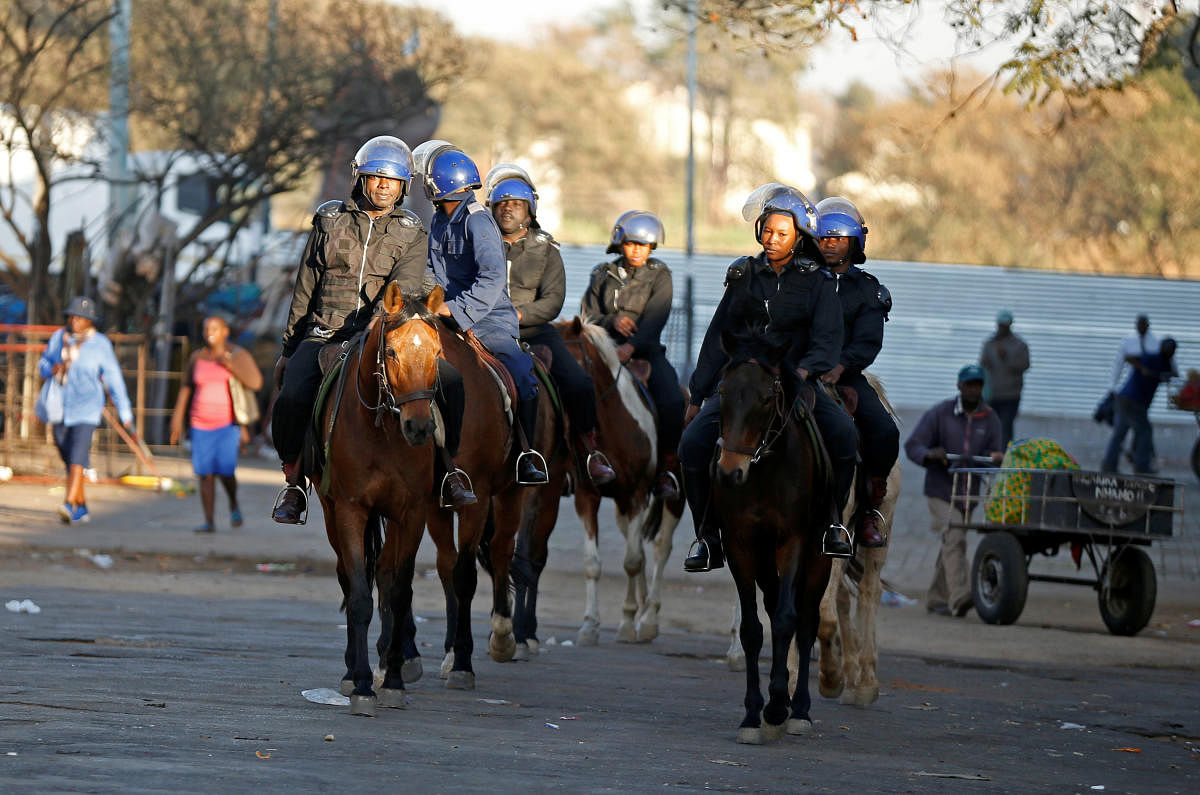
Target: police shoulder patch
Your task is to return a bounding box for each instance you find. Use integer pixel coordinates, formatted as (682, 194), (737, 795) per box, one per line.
(315, 200), (343, 219)
(467, 200), (487, 215)
(724, 257), (750, 284)
(534, 230), (559, 249)
(394, 208), (421, 227)
(876, 284), (893, 314)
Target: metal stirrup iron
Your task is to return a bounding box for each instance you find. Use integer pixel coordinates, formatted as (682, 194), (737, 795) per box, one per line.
(515, 449), (549, 485)
(586, 449), (614, 478)
(824, 522), (853, 558)
(272, 483), (310, 525)
(439, 467), (474, 508)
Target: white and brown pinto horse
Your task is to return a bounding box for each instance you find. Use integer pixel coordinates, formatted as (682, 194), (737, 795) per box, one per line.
(556, 318), (684, 646)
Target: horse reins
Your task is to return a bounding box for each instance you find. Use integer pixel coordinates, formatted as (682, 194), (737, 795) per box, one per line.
(355, 315), (437, 426)
(717, 369), (790, 465)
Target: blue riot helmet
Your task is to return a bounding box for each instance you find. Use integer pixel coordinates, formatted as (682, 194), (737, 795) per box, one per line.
(816, 196), (867, 264)
(743, 183), (819, 244)
(484, 163), (538, 218)
(413, 140), (481, 202)
(606, 210), (665, 254)
(351, 136), (413, 201)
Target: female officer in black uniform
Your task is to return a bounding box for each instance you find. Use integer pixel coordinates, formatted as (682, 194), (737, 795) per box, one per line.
(680, 184), (859, 572)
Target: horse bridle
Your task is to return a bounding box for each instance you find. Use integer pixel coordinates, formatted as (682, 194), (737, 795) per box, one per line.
(716, 366), (790, 465)
(563, 336), (625, 404)
(355, 314), (437, 425)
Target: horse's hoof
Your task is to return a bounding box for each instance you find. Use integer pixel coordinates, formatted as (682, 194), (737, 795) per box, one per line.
(439, 652), (454, 680)
(577, 625), (600, 647)
(635, 621), (659, 643)
(855, 685), (879, 706)
(489, 631), (516, 663)
(615, 620), (637, 644)
(378, 688), (407, 709)
(727, 654), (746, 673)
(786, 718), (814, 736)
(512, 643), (532, 662)
(401, 657), (423, 684)
(736, 727), (763, 745)
(445, 671), (476, 691)
(373, 665), (385, 691)
(762, 721), (787, 742)
(525, 638), (540, 655)
(339, 678), (354, 697)
(349, 694), (377, 717)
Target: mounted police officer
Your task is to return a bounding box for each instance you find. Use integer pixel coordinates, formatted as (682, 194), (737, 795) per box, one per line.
(270, 135), (475, 524)
(581, 211), (685, 500)
(681, 184), (858, 572)
(815, 196), (898, 548)
(484, 163), (615, 487)
(412, 141), (549, 486)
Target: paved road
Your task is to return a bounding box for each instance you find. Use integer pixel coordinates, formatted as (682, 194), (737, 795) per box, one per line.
(1, 412), (1198, 791)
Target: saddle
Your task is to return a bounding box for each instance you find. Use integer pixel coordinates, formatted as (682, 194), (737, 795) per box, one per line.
(835, 384), (859, 416)
(465, 330), (516, 422)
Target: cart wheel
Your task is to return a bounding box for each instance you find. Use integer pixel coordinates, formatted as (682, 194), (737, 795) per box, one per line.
(1190, 437), (1200, 483)
(972, 532), (1028, 625)
(1098, 546), (1157, 636)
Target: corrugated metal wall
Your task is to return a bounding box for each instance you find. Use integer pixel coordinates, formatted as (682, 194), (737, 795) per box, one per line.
(557, 244), (1199, 423)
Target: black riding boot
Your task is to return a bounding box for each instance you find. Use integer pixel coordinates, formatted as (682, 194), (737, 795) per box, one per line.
(682, 466), (723, 572)
(272, 460), (308, 525)
(435, 448), (477, 509)
(516, 396), (548, 485)
(823, 458), (855, 558)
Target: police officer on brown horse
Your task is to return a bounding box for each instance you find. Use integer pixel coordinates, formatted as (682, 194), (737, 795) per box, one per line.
(484, 163), (615, 487)
(271, 135), (475, 523)
(815, 196), (897, 548)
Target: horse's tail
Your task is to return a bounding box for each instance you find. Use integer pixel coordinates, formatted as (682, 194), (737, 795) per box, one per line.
(641, 495), (664, 542)
(365, 510), (384, 601)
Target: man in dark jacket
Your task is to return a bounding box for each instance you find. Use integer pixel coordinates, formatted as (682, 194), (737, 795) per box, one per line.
(270, 136), (474, 523)
(904, 364), (1004, 617)
(816, 196), (897, 548)
(485, 164), (614, 486)
(1102, 338), (1177, 474)
(980, 309), (1030, 448)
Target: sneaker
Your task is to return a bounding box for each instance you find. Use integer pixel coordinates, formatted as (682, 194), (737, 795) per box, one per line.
(58, 502), (73, 524)
(70, 504), (90, 524)
(230, 509), (244, 528)
(193, 523), (215, 534)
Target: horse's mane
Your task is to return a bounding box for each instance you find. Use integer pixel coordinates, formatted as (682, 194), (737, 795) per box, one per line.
(575, 314), (657, 465)
(862, 370), (900, 425)
(576, 313), (621, 374)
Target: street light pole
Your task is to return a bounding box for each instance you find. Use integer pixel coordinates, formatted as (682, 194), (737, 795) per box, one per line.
(108, 0), (134, 250)
(685, 0), (697, 260)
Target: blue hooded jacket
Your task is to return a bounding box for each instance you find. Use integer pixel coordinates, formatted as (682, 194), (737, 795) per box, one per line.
(38, 328), (133, 427)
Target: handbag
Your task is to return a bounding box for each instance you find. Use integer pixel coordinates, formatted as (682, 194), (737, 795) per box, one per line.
(229, 375), (260, 427)
(35, 378), (65, 425)
(1092, 391), (1115, 426)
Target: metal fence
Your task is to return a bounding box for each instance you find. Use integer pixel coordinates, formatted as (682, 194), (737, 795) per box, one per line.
(559, 245), (1200, 423)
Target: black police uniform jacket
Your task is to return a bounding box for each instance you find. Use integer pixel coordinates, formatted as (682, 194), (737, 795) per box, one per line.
(581, 257), (673, 356)
(282, 196), (427, 357)
(689, 252), (843, 404)
(830, 265), (891, 376)
(505, 227), (566, 340)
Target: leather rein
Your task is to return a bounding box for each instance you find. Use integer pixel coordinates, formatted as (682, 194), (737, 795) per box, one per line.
(354, 314), (437, 426)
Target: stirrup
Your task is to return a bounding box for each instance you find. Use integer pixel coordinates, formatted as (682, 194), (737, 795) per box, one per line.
(439, 468), (475, 509)
(272, 484), (309, 525)
(586, 450), (615, 482)
(515, 449), (549, 485)
(823, 523), (853, 558)
(654, 470), (681, 497)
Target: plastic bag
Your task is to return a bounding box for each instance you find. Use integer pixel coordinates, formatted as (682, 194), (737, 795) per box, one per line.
(35, 378), (64, 425)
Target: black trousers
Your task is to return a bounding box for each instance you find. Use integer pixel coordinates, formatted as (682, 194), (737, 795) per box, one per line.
(524, 325), (597, 435)
(839, 371), (900, 478)
(271, 339), (465, 462)
(641, 347), (685, 460)
(990, 397), (1019, 449)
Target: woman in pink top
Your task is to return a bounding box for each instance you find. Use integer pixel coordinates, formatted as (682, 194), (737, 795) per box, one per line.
(171, 315), (263, 533)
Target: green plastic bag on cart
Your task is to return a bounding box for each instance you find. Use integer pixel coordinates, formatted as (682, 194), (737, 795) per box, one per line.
(985, 439), (1080, 525)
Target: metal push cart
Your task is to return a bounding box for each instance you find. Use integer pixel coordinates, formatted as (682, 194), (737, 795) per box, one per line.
(948, 462), (1184, 636)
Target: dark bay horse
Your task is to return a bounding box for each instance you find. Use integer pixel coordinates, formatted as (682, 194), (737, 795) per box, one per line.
(713, 340), (833, 744)
(426, 320), (548, 688)
(313, 282), (442, 716)
(554, 318), (683, 646)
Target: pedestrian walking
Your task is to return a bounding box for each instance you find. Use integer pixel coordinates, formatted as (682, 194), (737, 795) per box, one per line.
(1101, 338), (1178, 474)
(904, 364), (1004, 618)
(170, 314), (263, 533)
(979, 309), (1030, 448)
(35, 296), (134, 524)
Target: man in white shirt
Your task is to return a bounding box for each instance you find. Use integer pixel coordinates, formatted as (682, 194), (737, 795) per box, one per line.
(1111, 314), (1159, 392)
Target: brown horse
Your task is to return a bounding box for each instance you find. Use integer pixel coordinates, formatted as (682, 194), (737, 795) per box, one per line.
(426, 320), (549, 688)
(555, 318), (683, 646)
(313, 282), (442, 716)
(713, 339), (832, 744)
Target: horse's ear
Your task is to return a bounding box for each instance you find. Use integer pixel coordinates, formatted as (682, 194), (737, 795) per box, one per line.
(570, 316), (582, 334)
(382, 281), (403, 314)
(425, 284), (445, 314)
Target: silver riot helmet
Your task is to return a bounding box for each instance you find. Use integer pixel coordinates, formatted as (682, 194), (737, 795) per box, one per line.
(351, 136), (414, 202)
(742, 183), (820, 257)
(815, 196), (867, 265)
(484, 163), (538, 214)
(606, 210), (665, 254)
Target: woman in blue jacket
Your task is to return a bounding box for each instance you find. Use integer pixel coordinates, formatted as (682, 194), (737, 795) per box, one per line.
(37, 296), (134, 523)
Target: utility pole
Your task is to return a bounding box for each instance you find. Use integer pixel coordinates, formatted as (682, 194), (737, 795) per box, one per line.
(108, 0), (135, 251)
(685, 0), (697, 260)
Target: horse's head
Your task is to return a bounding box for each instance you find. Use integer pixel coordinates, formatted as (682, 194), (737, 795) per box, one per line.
(377, 281), (444, 446)
(715, 332), (792, 486)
